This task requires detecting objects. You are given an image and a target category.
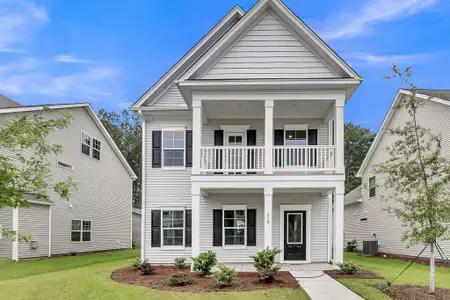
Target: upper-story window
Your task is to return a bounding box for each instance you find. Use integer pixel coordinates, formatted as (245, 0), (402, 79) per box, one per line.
(81, 132), (101, 161)
(285, 130), (307, 145)
(163, 130), (185, 167)
(93, 138), (101, 160)
(369, 176), (376, 198)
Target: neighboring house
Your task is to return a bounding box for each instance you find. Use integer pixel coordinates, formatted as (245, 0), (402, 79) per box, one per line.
(0, 94), (20, 108)
(132, 209), (142, 247)
(345, 89), (450, 258)
(0, 102), (137, 260)
(131, 0), (362, 265)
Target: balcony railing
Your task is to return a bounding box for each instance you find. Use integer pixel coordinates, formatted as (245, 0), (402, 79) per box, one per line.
(199, 145), (335, 173)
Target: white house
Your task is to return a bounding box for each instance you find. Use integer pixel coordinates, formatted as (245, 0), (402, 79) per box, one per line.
(132, 0), (362, 264)
(0, 101), (137, 260)
(345, 89), (450, 258)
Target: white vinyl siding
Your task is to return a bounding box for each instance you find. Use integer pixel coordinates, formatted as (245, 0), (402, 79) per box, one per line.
(0, 208), (13, 258)
(152, 84), (188, 109)
(200, 13), (336, 80)
(18, 204), (50, 259)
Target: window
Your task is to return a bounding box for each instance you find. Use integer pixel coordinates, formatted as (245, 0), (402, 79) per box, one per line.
(285, 130), (307, 145)
(71, 220), (91, 242)
(162, 210), (184, 246)
(163, 130), (185, 167)
(369, 176), (376, 198)
(223, 208), (246, 246)
(81, 132), (91, 156)
(92, 138), (101, 160)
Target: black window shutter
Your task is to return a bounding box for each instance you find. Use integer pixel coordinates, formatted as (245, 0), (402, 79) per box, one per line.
(152, 131), (162, 168)
(308, 129), (318, 167)
(151, 210), (161, 247)
(247, 130), (257, 173)
(214, 130), (224, 172)
(247, 209), (256, 246)
(186, 130), (193, 167)
(274, 130), (284, 167)
(185, 210), (192, 247)
(213, 209), (223, 246)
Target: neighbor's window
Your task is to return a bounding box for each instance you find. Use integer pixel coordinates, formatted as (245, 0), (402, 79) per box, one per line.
(71, 220), (91, 242)
(163, 130), (185, 167)
(162, 210), (184, 246)
(285, 130), (307, 146)
(223, 209), (246, 246)
(81, 132), (91, 156)
(369, 176), (376, 198)
(92, 138), (101, 160)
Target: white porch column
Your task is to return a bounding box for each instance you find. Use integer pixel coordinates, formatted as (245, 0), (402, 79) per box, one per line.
(264, 187), (273, 248)
(264, 100), (274, 174)
(192, 100), (203, 175)
(334, 97), (345, 174)
(12, 207), (19, 261)
(333, 185), (345, 264)
(191, 185), (201, 262)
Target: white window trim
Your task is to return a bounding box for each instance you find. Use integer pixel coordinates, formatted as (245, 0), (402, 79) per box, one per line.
(92, 138), (101, 160)
(222, 205), (247, 249)
(81, 131), (101, 162)
(284, 125), (309, 146)
(70, 219), (92, 243)
(161, 208), (185, 249)
(279, 204), (311, 264)
(81, 131), (91, 157)
(369, 176), (376, 198)
(161, 127), (186, 170)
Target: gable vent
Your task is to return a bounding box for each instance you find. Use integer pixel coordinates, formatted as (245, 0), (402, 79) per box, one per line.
(57, 161), (74, 170)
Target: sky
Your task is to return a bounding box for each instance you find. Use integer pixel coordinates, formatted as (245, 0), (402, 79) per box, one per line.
(0, 0), (449, 132)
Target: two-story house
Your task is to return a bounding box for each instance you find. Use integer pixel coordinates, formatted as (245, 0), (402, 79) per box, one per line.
(132, 0), (362, 265)
(0, 101), (137, 260)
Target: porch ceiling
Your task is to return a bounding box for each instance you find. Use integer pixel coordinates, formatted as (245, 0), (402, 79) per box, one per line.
(202, 100), (333, 119)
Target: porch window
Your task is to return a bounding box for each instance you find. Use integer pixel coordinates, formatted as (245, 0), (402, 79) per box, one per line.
(162, 210), (184, 246)
(285, 130), (307, 146)
(369, 176), (376, 198)
(223, 207), (246, 246)
(162, 130), (185, 167)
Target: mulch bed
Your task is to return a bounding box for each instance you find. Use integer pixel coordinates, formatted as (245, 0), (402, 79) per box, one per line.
(324, 269), (381, 279)
(389, 285), (450, 300)
(111, 266), (300, 292)
(376, 252), (450, 269)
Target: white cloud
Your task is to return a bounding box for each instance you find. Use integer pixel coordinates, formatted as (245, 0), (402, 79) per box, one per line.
(118, 102), (132, 109)
(0, 0), (48, 51)
(319, 0), (438, 40)
(342, 52), (432, 66)
(54, 55), (95, 64)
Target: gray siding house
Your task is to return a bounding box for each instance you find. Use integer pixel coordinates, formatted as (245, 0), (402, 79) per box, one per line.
(344, 89), (450, 258)
(132, 209), (142, 247)
(0, 102), (137, 260)
(132, 0), (362, 265)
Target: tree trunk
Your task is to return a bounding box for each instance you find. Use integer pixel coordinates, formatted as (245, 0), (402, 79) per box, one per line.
(430, 243), (435, 294)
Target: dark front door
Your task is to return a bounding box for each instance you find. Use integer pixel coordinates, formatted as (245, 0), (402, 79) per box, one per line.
(284, 211), (307, 261)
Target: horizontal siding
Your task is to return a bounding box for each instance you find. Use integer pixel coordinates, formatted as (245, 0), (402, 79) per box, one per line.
(200, 13), (336, 80)
(152, 84), (187, 109)
(346, 100), (450, 257)
(132, 212), (141, 247)
(18, 204), (50, 259)
(0, 208), (12, 258)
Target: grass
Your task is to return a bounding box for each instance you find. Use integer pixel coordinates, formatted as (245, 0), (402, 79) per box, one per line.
(0, 248), (140, 280)
(337, 252), (450, 299)
(0, 250), (310, 300)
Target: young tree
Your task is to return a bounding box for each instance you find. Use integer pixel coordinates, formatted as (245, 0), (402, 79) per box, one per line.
(98, 109), (142, 208)
(377, 65), (450, 294)
(345, 123), (376, 193)
(0, 107), (77, 241)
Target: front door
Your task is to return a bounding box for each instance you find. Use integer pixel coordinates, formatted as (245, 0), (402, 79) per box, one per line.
(284, 211), (307, 261)
(225, 133), (245, 171)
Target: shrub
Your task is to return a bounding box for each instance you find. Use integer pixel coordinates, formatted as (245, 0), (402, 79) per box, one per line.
(130, 257), (141, 270)
(192, 250), (217, 275)
(174, 257), (187, 269)
(251, 248), (282, 283)
(337, 261), (361, 275)
(346, 239), (357, 252)
(212, 263), (237, 286)
(132, 240), (136, 249)
(167, 272), (193, 286)
(139, 260), (153, 275)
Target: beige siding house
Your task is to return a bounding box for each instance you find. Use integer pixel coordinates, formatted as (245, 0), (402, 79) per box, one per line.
(0, 102), (137, 260)
(345, 89), (450, 258)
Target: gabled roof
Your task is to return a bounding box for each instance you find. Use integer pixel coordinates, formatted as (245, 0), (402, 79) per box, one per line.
(357, 89), (450, 177)
(0, 103), (137, 180)
(0, 94), (21, 108)
(131, 5), (245, 109)
(344, 185), (362, 206)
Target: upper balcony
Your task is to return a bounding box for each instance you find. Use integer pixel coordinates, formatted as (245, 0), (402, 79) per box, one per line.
(191, 91), (345, 176)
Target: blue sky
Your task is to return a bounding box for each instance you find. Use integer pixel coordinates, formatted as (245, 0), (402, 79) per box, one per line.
(0, 0), (449, 132)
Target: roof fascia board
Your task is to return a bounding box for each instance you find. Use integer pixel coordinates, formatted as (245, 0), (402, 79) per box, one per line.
(132, 5), (245, 108)
(0, 103), (88, 114)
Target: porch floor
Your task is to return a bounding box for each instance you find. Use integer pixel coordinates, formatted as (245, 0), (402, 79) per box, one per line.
(223, 262), (336, 273)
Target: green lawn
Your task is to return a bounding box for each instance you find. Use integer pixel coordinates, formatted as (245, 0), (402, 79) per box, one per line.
(0, 250), (310, 300)
(338, 252), (450, 299)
